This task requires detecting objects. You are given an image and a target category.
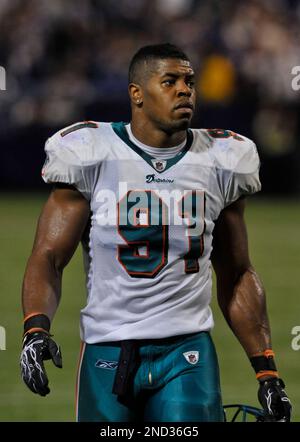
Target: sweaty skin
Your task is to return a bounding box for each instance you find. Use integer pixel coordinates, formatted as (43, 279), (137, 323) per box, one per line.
(211, 198), (271, 358)
(129, 58), (196, 147)
(22, 187), (90, 320)
(22, 58), (272, 361)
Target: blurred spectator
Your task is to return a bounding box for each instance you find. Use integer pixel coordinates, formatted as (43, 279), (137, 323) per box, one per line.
(197, 54), (236, 103)
(0, 0), (299, 192)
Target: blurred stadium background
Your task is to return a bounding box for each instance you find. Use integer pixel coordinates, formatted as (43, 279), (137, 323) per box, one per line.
(0, 0), (299, 421)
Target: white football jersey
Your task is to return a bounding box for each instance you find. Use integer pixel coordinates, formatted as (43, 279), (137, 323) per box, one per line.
(42, 122), (261, 343)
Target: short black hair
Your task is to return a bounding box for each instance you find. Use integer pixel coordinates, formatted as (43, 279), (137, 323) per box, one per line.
(128, 43), (190, 84)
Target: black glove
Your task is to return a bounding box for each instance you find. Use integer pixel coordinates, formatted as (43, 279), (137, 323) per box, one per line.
(258, 377), (292, 422)
(20, 331), (62, 396)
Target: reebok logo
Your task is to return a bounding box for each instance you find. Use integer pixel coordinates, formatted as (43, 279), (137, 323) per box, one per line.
(95, 359), (118, 370)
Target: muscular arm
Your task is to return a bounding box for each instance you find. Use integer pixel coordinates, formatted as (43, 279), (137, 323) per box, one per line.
(211, 198), (271, 357)
(22, 186), (90, 321)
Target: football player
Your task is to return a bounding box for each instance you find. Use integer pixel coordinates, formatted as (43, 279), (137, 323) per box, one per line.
(20, 43), (291, 422)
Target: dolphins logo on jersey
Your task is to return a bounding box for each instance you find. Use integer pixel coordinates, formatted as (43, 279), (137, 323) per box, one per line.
(146, 174), (155, 183)
(145, 174), (174, 183)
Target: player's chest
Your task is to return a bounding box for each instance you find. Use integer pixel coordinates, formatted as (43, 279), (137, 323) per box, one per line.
(95, 156), (219, 195)
(89, 156), (223, 278)
(90, 158), (223, 235)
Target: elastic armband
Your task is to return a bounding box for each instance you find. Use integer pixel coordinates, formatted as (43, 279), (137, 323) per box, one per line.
(250, 349), (279, 380)
(23, 313), (50, 337)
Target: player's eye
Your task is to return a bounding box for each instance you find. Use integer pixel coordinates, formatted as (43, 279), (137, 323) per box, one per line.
(187, 80), (195, 88)
(162, 79), (175, 86)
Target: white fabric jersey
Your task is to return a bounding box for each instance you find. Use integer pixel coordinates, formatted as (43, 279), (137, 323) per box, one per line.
(42, 122), (261, 343)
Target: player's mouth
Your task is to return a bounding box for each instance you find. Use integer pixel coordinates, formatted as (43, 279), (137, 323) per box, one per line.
(174, 101), (194, 114)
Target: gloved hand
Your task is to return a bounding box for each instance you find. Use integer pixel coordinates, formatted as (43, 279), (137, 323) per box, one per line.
(258, 377), (291, 422)
(20, 331), (62, 396)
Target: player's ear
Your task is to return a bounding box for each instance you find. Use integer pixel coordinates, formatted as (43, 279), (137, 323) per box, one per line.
(128, 83), (143, 106)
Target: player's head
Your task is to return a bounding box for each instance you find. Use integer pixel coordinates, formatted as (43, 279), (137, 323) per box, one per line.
(128, 43), (196, 133)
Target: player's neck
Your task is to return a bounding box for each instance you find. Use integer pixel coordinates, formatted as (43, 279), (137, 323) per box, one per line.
(130, 119), (187, 148)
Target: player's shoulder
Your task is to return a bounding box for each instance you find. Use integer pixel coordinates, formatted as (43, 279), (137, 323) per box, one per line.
(192, 128), (259, 174)
(45, 121), (112, 166)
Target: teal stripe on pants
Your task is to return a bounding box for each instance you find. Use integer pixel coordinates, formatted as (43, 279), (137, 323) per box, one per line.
(77, 332), (224, 422)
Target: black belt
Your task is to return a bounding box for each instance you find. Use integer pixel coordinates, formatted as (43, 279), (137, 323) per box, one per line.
(109, 332), (203, 406)
(112, 340), (140, 406)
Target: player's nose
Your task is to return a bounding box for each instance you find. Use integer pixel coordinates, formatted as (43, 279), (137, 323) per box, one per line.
(177, 80), (192, 97)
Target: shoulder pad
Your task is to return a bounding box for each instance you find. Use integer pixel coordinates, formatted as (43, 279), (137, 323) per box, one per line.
(45, 121), (104, 167)
(204, 128), (260, 174)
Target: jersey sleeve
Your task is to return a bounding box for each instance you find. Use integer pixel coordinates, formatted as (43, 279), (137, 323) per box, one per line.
(224, 139), (261, 206)
(41, 122), (100, 200)
(207, 130), (261, 207)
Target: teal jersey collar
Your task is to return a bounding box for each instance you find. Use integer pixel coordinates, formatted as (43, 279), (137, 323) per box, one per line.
(111, 122), (193, 173)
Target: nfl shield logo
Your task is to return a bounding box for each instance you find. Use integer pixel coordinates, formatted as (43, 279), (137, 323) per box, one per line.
(151, 159), (167, 172)
(183, 351), (199, 365)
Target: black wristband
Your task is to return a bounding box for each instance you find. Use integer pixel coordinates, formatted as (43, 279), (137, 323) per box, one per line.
(250, 355), (277, 373)
(23, 314), (51, 335)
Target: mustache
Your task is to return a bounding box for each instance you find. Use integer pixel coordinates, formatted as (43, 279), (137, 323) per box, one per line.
(174, 101), (194, 110)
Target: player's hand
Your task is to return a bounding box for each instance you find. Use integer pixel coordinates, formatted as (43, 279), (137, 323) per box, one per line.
(20, 331), (62, 396)
(258, 377), (291, 421)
